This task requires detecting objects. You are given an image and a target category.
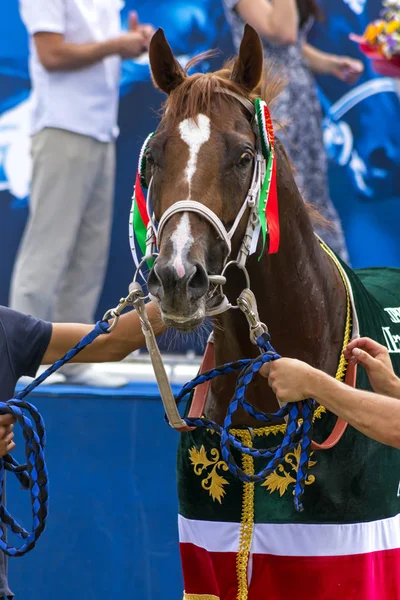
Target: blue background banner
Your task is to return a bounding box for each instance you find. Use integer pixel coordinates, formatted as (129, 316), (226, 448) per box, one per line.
(310, 0), (400, 268)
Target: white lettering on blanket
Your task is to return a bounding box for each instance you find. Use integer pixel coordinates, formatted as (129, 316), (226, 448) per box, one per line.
(382, 327), (400, 354)
(384, 307), (400, 324)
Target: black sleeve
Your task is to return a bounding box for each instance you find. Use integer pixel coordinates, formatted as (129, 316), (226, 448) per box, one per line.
(1, 307), (53, 379)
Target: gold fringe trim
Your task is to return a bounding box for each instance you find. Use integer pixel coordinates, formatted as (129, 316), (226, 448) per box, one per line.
(319, 240), (352, 383)
(183, 594), (220, 600)
(235, 430), (255, 600)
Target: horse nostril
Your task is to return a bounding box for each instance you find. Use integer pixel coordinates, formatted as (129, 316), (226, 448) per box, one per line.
(148, 261), (209, 303)
(147, 265), (163, 298)
(187, 264), (209, 300)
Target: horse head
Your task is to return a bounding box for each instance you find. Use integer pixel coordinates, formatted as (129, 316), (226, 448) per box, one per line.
(146, 25), (269, 331)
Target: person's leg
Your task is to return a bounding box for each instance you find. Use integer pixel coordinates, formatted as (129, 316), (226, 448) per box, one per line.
(9, 128), (97, 320)
(53, 140), (115, 324)
(53, 141), (127, 386)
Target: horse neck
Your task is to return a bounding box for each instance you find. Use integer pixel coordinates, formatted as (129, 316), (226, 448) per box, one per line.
(208, 145), (347, 424)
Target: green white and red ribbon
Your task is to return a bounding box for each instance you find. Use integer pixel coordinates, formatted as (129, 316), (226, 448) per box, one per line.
(129, 132), (156, 274)
(254, 98), (280, 256)
(129, 172), (152, 268)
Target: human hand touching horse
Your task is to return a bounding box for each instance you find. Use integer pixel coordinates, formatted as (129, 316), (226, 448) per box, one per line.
(260, 338), (400, 448)
(344, 337), (400, 399)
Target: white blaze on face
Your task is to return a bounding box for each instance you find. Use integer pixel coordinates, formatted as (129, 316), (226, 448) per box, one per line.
(171, 213), (194, 279)
(178, 114), (211, 199)
(169, 114), (210, 279)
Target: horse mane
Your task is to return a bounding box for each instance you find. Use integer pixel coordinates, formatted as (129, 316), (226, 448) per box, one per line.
(161, 52), (286, 129)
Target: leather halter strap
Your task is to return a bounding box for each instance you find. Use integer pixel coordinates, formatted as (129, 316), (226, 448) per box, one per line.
(175, 339), (215, 433)
(158, 200), (232, 253)
(176, 339), (356, 451)
(310, 362), (355, 451)
(217, 89), (256, 119)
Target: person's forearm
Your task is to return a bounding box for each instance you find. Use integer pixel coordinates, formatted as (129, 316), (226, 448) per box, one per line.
(302, 42), (334, 74)
(236, 0), (298, 46)
(43, 302), (166, 364)
(390, 377), (400, 400)
(35, 36), (121, 71)
(41, 39), (121, 71)
(309, 370), (400, 448)
(268, 0), (298, 44)
(78, 301), (166, 362)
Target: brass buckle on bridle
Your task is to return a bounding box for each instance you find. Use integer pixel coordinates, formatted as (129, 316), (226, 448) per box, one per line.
(237, 288), (268, 345)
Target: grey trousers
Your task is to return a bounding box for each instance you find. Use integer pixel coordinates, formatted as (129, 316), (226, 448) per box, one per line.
(10, 128), (115, 326)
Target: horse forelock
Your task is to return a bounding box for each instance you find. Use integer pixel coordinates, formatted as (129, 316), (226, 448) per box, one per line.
(160, 55), (286, 130)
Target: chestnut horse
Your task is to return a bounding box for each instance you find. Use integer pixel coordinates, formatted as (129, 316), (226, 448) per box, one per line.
(142, 25), (400, 600)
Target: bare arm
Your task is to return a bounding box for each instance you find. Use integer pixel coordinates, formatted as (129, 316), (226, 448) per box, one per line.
(42, 301), (166, 364)
(302, 42), (363, 83)
(33, 28), (152, 72)
(301, 368), (400, 449)
(234, 0), (298, 46)
(302, 43), (334, 74)
(261, 353), (400, 449)
(34, 32), (119, 71)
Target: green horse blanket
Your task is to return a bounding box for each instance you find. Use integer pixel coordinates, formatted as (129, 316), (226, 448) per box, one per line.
(177, 263), (400, 600)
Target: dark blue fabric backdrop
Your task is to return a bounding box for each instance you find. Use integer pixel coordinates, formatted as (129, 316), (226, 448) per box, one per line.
(0, 0), (399, 353)
(310, 0), (400, 269)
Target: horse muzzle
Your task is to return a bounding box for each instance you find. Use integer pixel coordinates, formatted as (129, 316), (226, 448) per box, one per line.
(148, 259), (209, 330)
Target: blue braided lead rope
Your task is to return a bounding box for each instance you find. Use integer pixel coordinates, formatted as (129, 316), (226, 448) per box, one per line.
(172, 333), (316, 512)
(0, 320), (110, 556)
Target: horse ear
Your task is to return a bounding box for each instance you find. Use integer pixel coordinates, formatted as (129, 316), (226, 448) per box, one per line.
(149, 28), (186, 95)
(231, 24), (264, 91)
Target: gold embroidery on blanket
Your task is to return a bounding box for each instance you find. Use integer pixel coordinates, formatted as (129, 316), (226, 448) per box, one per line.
(261, 444), (317, 497)
(188, 445), (229, 503)
(188, 439), (318, 502)
(235, 430), (254, 600)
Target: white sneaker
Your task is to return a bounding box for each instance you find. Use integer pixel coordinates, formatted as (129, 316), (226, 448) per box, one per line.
(63, 369), (129, 388)
(18, 372), (66, 387)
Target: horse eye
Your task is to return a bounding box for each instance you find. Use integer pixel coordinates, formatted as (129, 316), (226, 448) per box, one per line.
(237, 151), (254, 167)
(146, 149), (155, 167)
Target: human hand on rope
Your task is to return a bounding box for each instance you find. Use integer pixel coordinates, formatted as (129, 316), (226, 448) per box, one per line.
(344, 337), (400, 399)
(260, 358), (317, 403)
(0, 415), (16, 458)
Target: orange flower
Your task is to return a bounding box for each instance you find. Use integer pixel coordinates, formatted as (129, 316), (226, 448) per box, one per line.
(386, 19), (400, 35)
(364, 20), (385, 44)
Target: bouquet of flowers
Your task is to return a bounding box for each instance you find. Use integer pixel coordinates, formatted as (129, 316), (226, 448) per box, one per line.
(350, 0), (400, 76)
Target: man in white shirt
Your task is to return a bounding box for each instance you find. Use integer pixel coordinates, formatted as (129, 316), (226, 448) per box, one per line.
(11, 0), (154, 386)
